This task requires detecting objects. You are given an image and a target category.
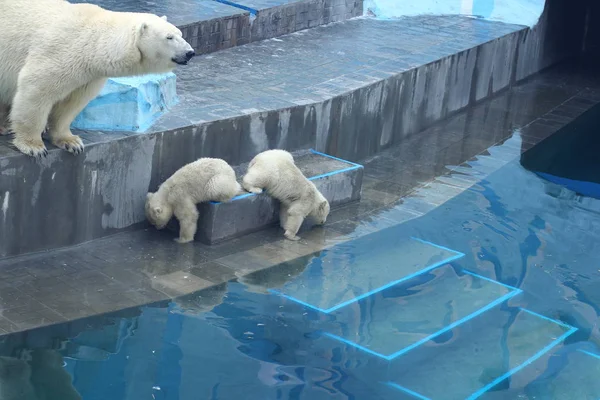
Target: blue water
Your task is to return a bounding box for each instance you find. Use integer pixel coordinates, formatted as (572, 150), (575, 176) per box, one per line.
(2, 116), (600, 399)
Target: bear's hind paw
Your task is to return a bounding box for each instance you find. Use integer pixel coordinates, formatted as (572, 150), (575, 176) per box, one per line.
(12, 137), (48, 158)
(174, 236), (194, 244)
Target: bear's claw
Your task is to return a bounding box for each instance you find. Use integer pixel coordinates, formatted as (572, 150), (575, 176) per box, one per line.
(52, 135), (85, 155)
(12, 137), (48, 158)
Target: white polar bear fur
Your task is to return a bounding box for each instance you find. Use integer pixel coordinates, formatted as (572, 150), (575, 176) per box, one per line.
(0, 0), (194, 157)
(242, 149), (330, 241)
(146, 158), (242, 243)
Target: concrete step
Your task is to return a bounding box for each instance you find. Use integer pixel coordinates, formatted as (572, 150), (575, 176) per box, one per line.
(167, 149), (363, 244)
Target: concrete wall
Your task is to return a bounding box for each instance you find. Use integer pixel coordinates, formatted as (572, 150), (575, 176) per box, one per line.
(0, 0), (587, 258)
(182, 0), (363, 54)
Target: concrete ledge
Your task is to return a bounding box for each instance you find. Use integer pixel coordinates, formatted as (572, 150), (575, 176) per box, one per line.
(169, 149), (364, 244)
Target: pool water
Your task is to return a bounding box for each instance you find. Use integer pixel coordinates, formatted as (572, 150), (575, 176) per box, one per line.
(2, 108), (600, 399)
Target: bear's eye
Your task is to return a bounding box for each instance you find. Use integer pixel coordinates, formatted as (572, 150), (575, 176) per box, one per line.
(166, 34), (174, 40)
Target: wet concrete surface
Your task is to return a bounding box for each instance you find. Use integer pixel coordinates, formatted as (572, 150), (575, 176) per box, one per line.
(0, 61), (598, 335)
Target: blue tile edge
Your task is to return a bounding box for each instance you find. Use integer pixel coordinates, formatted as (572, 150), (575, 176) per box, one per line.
(269, 238), (465, 313)
(386, 382), (431, 400)
(209, 149), (364, 204)
(386, 308), (578, 400)
(465, 309), (578, 400)
(324, 288), (522, 360)
(578, 349), (600, 361)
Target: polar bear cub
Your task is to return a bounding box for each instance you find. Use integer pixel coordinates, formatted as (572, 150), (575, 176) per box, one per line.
(242, 150), (330, 241)
(146, 158), (242, 243)
(0, 0), (195, 157)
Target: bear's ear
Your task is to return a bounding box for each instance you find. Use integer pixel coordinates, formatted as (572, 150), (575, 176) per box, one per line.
(138, 21), (148, 36)
(160, 15), (168, 21)
(153, 206), (162, 215)
(146, 192), (153, 200)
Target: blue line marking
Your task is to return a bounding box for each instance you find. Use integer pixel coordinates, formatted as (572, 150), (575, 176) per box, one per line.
(386, 382), (431, 400)
(518, 308), (574, 329)
(466, 326), (578, 399)
(410, 237), (466, 257)
(462, 269), (521, 292)
(386, 289), (522, 359)
(267, 290), (330, 314)
(211, 0), (258, 15)
(308, 165), (362, 181)
(323, 332), (388, 359)
(269, 238), (464, 313)
(323, 289), (521, 360)
(309, 149), (364, 168)
(578, 349), (600, 361)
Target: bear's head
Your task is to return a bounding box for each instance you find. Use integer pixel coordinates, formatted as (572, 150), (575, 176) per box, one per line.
(145, 192), (173, 230)
(136, 15), (195, 72)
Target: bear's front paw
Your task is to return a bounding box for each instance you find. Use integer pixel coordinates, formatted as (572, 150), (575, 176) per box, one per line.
(12, 136), (48, 158)
(284, 231), (301, 241)
(52, 135), (85, 155)
(174, 236), (194, 244)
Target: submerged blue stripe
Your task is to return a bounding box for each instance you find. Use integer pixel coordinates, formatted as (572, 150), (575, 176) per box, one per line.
(462, 269), (521, 292)
(269, 238), (465, 313)
(386, 289), (522, 359)
(410, 237), (466, 257)
(323, 289), (520, 360)
(519, 308), (574, 329)
(578, 349), (600, 361)
(386, 382), (431, 400)
(466, 326), (578, 399)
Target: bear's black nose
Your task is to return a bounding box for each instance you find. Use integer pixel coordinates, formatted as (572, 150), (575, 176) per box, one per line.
(186, 50), (195, 60)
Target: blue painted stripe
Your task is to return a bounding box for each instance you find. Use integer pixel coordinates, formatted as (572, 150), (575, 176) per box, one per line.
(267, 290), (330, 314)
(519, 308), (574, 329)
(309, 149), (364, 168)
(386, 289), (522, 359)
(324, 251), (465, 313)
(410, 237), (466, 257)
(466, 326), (578, 400)
(323, 289), (521, 360)
(323, 332), (389, 359)
(211, 0), (258, 15)
(578, 349), (600, 361)
(270, 250), (465, 314)
(386, 382), (431, 400)
(462, 269), (521, 292)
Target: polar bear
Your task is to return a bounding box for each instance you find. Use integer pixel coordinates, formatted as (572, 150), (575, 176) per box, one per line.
(0, 0), (195, 157)
(242, 149), (330, 241)
(146, 158), (242, 243)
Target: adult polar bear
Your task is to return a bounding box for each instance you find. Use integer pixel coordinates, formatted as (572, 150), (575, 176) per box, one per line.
(0, 0), (195, 157)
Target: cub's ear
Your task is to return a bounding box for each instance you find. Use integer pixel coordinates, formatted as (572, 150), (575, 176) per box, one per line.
(160, 15), (168, 21)
(319, 200), (328, 211)
(153, 206), (163, 215)
(146, 192), (154, 200)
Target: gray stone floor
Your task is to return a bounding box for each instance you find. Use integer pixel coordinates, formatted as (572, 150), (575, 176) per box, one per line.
(0, 62), (598, 335)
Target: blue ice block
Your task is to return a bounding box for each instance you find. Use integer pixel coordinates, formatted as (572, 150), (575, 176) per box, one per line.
(71, 73), (178, 132)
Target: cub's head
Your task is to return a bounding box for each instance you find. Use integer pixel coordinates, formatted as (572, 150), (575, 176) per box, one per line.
(137, 15), (195, 72)
(313, 199), (330, 225)
(145, 192), (173, 229)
